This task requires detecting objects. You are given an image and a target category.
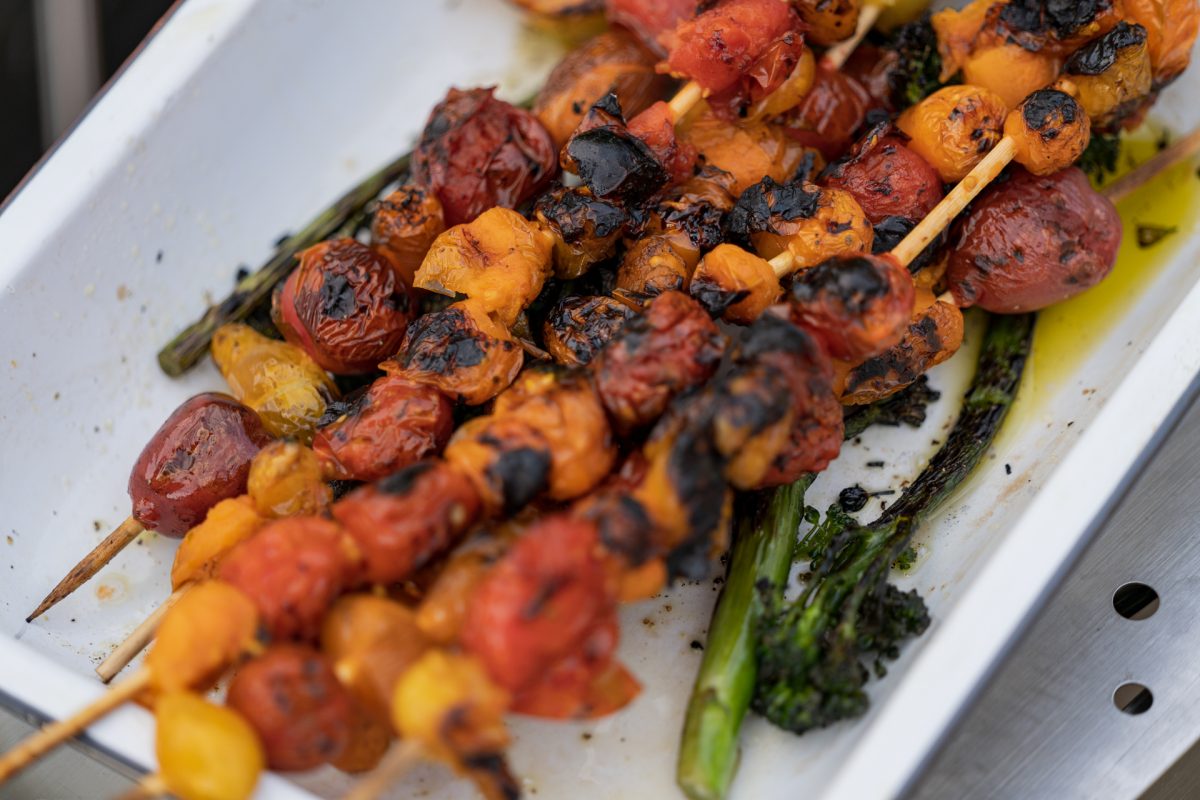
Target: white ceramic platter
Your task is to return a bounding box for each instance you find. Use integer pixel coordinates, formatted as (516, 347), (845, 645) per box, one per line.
(1, 1), (1199, 798)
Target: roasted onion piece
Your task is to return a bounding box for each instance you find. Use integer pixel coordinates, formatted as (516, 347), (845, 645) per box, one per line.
(412, 87), (557, 226)
(946, 166), (1121, 313)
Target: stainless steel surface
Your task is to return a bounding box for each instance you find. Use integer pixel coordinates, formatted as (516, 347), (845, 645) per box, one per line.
(911, 391), (1200, 800)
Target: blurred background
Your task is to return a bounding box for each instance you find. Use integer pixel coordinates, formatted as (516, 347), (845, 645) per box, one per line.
(0, 0), (173, 200)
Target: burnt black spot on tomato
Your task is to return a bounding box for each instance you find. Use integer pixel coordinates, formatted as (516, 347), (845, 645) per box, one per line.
(490, 447), (551, 514)
(319, 273), (358, 320)
(1066, 21), (1147, 75)
(377, 461), (436, 496)
(726, 177), (820, 246)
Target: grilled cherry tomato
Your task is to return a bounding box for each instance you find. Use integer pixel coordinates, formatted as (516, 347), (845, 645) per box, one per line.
(690, 244), (780, 324)
(594, 291), (726, 435)
(384, 298), (524, 406)
(897, 85), (1009, 183)
(665, 0), (804, 102)
(412, 87), (557, 227)
(313, 374), (454, 482)
(784, 253), (915, 362)
(463, 515), (616, 693)
(543, 295), (634, 366)
(946, 166), (1121, 313)
(535, 186), (629, 279)
(170, 497), (265, 590)
(415, 207), (554, 328)
(331, 462), (481, 585)
(492, 367), (616, 501)
(321, 595), (431, 720)
(369, 186), (445, 287)
(839, 290), (965, 405)
(211, 323), (339, 444)
(682, 111), (812, 195)
(130, 393), (270, 538)
(821, 125), (945, 224)
(247, 441), (331, 519)
(1064, 22), (1153, 130)
(218, 516), (357, 641)
(754, 313), (844, 486)
(785, 64), (876, 160)
(156, 691), (264, 800)
(226, 644), (353, 771)
(146, 581), (259, 693)
(272, 238), (414, 375)
(534, 29), (667, 146)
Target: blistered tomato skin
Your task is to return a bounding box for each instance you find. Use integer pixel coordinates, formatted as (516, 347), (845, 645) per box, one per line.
(129, 393), (271, 538)
(543, 295), (635, 366)
(412, 87), (557, 227)
(665, 0), (802, 98)
(1005, 89), (1090, 176)
(313, 375), (454, 482)
(385, 299), (524, 406)
(273, 238), (414, 375)
(331, 462), (482, 585)
(786, 64), (876, 160)
(211, 323), (339, 444)
(218, 516), (357, 642)
(821, 128), (945, 224)
(947, 167), (1122, 313)
(897, 85), (1009, 182)
(226, 645), (353, 772)
(594, 291), (726, 435)
(369, 186), (445, 287)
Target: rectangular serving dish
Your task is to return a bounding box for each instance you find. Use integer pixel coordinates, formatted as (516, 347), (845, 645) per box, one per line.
(1, 2), (1198, 798)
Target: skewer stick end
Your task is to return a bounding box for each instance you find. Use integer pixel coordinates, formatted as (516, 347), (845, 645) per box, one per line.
(25, 516), (146, 623)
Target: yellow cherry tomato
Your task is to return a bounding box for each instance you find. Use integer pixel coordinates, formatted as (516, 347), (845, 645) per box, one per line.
(247, 441), (331, 518)
(156, 691), (264, 800)
(211, 323), (338, 444)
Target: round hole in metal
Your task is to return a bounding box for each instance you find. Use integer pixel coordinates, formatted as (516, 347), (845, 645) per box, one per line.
(1113, 582), (1160, 620)
(1113, 683), (1153, 715)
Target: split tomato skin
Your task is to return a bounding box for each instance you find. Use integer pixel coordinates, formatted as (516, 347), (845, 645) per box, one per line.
(130, 393), (271, 538)
(413, 87), (557, 227)
(273, 238), (415, 375)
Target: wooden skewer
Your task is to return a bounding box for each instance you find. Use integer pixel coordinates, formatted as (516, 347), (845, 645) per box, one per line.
(26, 516), (146, 622)
(113, 773), (169, 800)
(0, 668), (151, 783)
(342, 739), (424, 800)
(820, 3), (883, 71)
(891, 137), (1019, 268)
(667, 81), (706, 121)
(95, 589), (185, 683)
(1101, 126), (1200, 204)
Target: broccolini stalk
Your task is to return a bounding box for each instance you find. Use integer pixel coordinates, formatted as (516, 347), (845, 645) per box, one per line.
(676, 378), (943, 800)
(754, 313), (1034, 734)
(678, 314), (1034, 800)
